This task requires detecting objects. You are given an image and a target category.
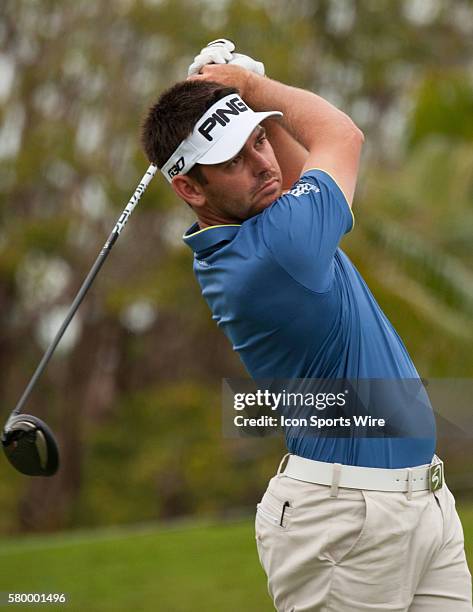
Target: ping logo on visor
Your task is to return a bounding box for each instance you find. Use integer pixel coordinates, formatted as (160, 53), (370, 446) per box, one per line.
(198, 97), (249, 142)
(160, 94), (282, 183)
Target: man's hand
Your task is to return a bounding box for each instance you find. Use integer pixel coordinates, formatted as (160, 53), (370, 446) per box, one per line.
(229, 53), (264, 76)
(188, 63), (258, 98)
(188, 38), (265, 78)
(188, 39), (235, 76)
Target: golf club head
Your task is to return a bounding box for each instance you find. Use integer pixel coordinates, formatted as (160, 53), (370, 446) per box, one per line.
(2, 414), (59, 477)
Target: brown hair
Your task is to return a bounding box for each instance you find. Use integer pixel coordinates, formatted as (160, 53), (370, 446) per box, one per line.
(141, 80), (239, 183)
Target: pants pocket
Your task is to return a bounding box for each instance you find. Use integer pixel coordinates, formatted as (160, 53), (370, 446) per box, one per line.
(256, 487), (294, 530)
(254, 485), (295, 590)
(329, 490), (408, 605)
(324, 491), (368, 565)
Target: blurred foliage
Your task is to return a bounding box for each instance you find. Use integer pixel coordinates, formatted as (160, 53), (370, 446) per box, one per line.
(409, 72), (473, 147)
(0, 0), (472, 534)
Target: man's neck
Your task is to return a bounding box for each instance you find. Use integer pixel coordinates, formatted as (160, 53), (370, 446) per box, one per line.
(196, 213), (241, 229)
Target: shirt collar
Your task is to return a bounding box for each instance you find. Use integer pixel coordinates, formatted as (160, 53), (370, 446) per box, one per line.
(183, 222), (241, 255)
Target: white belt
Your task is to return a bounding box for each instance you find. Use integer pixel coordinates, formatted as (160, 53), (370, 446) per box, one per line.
(279, 454), (444, 498)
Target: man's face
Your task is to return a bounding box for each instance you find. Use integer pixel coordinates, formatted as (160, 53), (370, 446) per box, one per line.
(196, 125), (283, 222)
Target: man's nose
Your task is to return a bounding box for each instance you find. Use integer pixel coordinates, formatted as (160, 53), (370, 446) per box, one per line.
(250, 150), (272, 175)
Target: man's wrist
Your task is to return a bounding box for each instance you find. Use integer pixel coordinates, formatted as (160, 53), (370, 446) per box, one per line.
(240, 70), (262, 101)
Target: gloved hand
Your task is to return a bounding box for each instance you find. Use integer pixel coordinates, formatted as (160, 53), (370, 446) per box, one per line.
(228, 52), (265, 76)
(187, 38), (265, 77)
(188, 39), (235, 76)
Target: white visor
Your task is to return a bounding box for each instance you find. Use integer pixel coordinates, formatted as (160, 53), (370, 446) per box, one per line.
(160, 94), (282, 183)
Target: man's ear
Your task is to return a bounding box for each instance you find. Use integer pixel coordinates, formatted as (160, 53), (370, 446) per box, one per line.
(172, 175), (206, 209)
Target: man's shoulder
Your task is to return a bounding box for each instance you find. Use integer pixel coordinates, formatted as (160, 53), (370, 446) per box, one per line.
(269, 168), (351, 211)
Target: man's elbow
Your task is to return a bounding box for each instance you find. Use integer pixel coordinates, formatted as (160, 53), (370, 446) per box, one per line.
(353, 124), (365, 145)
(342, 115), (364, 144)
(341, 118), (365, 152)
(322, 111), (365, 148)
(354, 125), (365, 143)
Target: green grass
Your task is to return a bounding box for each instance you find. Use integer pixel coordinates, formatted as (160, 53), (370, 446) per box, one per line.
(0, 505), (472, 611)
(0, 517), (272, 611)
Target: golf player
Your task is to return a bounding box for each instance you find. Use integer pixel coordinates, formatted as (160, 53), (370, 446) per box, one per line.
(142, 41), (472, 611)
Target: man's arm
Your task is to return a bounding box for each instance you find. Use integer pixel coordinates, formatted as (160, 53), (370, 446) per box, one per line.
(187, 40), (308, 190)
(190, 65), (364, 206)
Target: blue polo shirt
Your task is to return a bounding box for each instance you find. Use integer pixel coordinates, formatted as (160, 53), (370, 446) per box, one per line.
(183, 169), (436, 468)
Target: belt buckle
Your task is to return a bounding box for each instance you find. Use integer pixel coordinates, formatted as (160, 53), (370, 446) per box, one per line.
(428, 460), (444, 492)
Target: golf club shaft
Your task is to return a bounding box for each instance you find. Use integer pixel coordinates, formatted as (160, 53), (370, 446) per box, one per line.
(10, 164), (158, 419)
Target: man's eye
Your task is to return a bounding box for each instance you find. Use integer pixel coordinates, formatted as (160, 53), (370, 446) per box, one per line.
(256, 136), (266, 146)
(229, 156), (241, 166)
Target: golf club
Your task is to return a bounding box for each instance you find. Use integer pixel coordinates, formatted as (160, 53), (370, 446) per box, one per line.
(2, 164), (158, 477)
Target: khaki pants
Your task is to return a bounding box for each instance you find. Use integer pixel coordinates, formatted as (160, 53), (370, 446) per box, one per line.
(255, 469), (472, 611)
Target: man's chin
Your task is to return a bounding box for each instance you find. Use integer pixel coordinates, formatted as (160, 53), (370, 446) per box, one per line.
(254, 187), (282, 213)
(238, 184), (283, 220)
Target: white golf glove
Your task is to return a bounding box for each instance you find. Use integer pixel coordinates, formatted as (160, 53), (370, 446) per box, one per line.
(229, 52), (265, 76)
(187, 38), (265, 77)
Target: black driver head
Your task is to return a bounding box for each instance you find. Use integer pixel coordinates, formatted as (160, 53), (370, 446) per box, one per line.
(2, 414), (59, 477)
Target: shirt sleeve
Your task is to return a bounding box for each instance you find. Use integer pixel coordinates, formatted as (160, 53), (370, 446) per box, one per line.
(261, 168), (354, 293)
